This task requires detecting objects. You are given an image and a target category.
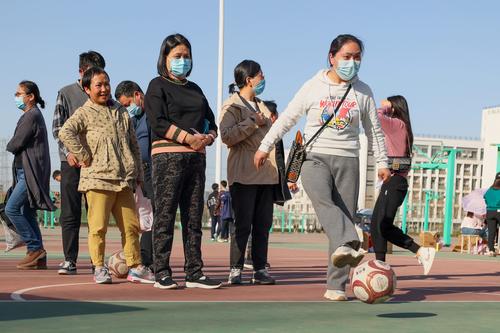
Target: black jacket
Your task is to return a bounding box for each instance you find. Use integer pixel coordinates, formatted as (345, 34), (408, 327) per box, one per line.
(7, 107), (56, 211)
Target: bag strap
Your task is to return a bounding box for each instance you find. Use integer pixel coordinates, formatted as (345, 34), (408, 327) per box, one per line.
(238, 93), (261, 113)
(305, 84), (352, 147)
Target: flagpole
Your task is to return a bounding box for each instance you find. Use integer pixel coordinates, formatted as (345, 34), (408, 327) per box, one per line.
(215, 0), (224, 184)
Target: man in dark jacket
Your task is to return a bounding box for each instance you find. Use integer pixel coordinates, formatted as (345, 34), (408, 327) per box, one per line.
(52, 51), (106, 275)
(115, 80), (154, 270)
(207, 184), (220, 241)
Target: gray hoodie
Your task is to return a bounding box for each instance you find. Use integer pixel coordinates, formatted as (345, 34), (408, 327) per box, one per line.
(259, 70), (389, 168)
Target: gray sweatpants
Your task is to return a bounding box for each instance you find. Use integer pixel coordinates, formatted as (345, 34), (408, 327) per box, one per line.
(301, 152), (360, 291)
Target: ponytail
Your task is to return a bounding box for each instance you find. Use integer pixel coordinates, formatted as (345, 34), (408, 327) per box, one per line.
(19, 80), (45, 109)
(228, 83), (238, 94)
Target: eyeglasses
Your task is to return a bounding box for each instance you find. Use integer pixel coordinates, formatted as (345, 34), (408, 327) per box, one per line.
(14, 92), (31, 97)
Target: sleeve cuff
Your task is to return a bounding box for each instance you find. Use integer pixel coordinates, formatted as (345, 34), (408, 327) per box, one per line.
(165, 125), (189, 144)
(258, 142), (273, 153)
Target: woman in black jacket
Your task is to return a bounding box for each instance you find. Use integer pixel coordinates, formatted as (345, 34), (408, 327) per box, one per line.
(6, 80), (55, 269)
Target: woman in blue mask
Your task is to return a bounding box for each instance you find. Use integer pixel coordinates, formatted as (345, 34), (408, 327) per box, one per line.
(220, 60), (282, 285)
(6, 81), (55, 269)
(254, 34), (390, 301)
(144, 33), (221, 290)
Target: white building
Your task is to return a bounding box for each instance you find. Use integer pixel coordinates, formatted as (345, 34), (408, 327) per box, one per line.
(283, 134), (484, 233)
(481, 106), (500, 186)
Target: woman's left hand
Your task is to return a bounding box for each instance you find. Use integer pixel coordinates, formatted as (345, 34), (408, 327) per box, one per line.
(378, 168), (391, 183)
(254, 150), (269, 170)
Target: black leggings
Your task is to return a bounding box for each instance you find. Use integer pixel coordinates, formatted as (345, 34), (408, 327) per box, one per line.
(370, 175), (420, 261)
(486, 211), (500, 252)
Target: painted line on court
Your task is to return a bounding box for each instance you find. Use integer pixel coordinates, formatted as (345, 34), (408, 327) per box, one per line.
(10, 282), (95, 301)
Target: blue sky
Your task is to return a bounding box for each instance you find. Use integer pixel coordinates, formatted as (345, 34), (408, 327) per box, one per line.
(1, 0), (499, 186)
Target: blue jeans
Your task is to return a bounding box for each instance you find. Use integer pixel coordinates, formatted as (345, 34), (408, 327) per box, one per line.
(5, 168), (43, 251)
(461, 227), (487, 239)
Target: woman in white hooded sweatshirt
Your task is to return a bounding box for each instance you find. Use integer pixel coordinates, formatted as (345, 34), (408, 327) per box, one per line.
(254, 34), (391, 301)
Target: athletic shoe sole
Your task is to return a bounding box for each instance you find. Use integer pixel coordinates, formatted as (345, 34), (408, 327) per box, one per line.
(58, 269), (77, 275)
(153, 282), (178, 290)
(251, 279), (276, 285)
(127, 276), (155, 284)
(94, 278), (112, 284)
(331, 252), (364, 268)
(185, 281), (222, 289)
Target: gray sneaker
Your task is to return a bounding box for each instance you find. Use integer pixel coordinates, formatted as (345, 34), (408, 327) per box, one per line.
(94, 267), (112, 284)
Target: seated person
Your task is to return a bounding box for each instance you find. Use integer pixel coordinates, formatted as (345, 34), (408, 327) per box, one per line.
(461, 212), (487, 239)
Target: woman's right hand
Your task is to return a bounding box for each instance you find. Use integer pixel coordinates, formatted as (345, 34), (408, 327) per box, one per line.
(254, 150), (269, 170)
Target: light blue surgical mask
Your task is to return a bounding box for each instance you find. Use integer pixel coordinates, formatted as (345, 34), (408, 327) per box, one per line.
(15, 96), (26, 110)
(170, 58), (192, 78)
(126, 103), (142, 117)
(335, 59), (361, 81)
(253, 79), (266, 96)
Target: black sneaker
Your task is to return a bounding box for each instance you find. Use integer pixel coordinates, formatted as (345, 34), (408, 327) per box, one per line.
(252, 269), (275, 285)
(154, 276), (178, 290)
(58, 261), (77, 275)
(186, 276), (222, 289)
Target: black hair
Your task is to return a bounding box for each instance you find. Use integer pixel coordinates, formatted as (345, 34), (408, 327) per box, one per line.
(263, 100), (278, 117)
(115, 80), (143, 100)
(79, 50), (106, 71)
(19, 80), (45, 109)
(52, 170), (61, 180)
(157, 33), (192, 78)
(493, 172), (500, 189)
(82, 67), (109, 90)
(220, 180), (228, 188)
(229, 60), (261, 94)
(387, 95), (414, 156)
(328, 34), (364, 67)
(211, 183), (219, 191)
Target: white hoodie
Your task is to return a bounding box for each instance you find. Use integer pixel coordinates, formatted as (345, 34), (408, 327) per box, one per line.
(259, 70), (389, 168)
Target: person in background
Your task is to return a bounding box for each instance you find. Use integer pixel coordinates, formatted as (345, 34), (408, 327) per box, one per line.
(369, 96), (435, 275)
(218, 180), (232, 242)
(145, 33), (221, 290)
(59, 67), (154, 285)
(484, 172), (500, 257)
(115, 80), (154, 270)
(461, 211), (487, 239)
(207, 183), (221, 241)
(254, 34), (391, 301)
(52, 50), (106, 275)
(6, 80), (56, 269)
(220, 60), (278, 285)
(52, 170), (62, 183)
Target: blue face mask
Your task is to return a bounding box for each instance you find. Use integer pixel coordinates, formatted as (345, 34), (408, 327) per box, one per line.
(15, 96), (26, 110)
(126, 103), (142, 117)
(335, 59), (361, 81)
(170, 58), (192, 78)
(253, 79), (266, 96)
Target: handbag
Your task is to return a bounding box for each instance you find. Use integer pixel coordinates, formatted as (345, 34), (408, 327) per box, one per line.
(285, 84), (352, 183)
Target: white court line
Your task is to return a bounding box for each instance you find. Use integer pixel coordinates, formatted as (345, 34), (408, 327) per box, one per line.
(10, 283), (95, 301)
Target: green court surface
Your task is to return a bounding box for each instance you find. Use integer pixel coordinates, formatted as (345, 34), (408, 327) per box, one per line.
(0, 301), (497, 333)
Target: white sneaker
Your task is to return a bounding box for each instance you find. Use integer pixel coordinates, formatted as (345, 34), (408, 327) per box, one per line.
(417, 247), (436, 275)
(331, 246), (364, 268)
(324, 290), (347, 301)
(487, 250), (496, 257)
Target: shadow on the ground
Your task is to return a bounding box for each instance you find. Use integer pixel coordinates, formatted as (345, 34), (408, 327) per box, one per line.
(0, 295), (144, 321)
(377, 312), (437, 318)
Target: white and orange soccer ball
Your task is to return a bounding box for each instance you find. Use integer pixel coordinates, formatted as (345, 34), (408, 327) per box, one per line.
(350, 259), (396, 304)
(107, 251), (129, 278)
